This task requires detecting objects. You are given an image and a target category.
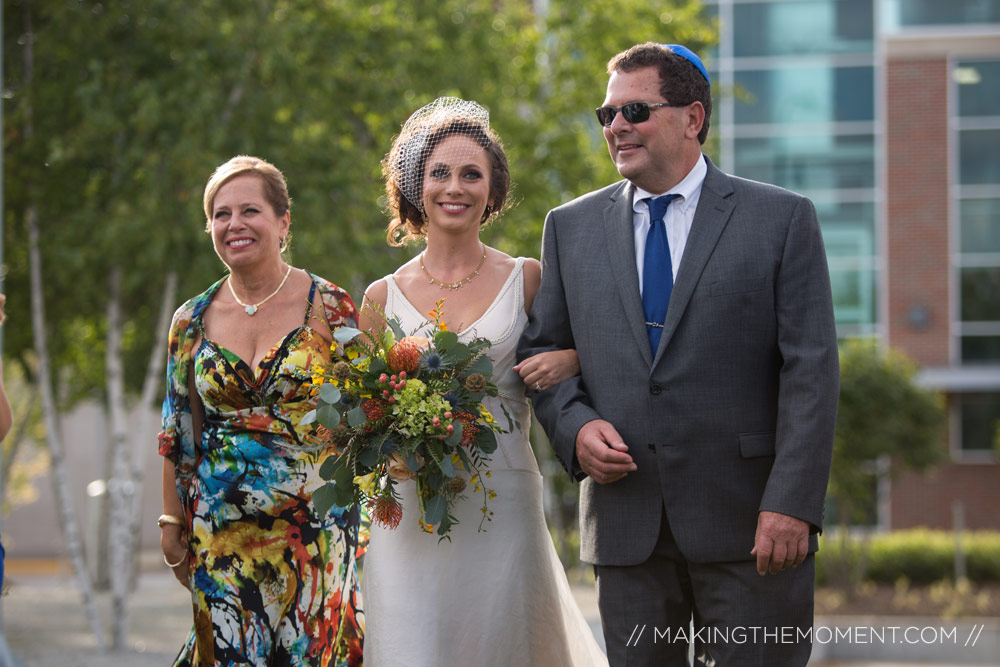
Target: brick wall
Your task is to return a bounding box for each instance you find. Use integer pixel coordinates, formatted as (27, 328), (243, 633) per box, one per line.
(891, 463), (1000, 530)
(884, 55), (1000, 531)
(886, 57), (950, 365)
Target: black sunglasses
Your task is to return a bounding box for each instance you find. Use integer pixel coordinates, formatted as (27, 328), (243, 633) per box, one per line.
(595, 101), (687, 127)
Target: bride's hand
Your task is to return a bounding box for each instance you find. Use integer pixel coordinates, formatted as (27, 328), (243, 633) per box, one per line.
(514, 349), (580, 392)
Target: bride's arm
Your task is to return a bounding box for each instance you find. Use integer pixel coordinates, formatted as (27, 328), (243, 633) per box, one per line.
(357, 279), (389, 334)
(514, 258), (580, 391)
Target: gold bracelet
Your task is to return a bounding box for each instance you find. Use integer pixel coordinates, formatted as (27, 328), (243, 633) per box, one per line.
(157, 513), (184, 528)
(163, 552), (186, 568)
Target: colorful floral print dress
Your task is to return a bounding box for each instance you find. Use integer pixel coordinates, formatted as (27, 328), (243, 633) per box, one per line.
(159, 274), (364, 666)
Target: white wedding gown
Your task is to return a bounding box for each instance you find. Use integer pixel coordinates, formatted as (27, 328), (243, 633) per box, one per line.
(362, 257), (608, 667)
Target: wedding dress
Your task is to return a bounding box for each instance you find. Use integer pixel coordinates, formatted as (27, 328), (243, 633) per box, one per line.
(362, 257), (608, 666)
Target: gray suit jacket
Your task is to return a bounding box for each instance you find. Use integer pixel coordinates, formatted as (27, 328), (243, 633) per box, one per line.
(518, 158), (839, 566)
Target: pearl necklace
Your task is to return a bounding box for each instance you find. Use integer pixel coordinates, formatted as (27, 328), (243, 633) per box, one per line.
(419, 245), (487, 290)
(227, 264), (293, 315)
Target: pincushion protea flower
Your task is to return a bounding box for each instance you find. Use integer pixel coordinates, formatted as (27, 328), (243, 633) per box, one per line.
(368, 496), (403, 529)
(387, 336), (427, 374)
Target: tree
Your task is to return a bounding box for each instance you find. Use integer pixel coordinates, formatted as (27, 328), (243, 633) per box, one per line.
(831, 340), (946, 526)
(3, 0), (717, 651)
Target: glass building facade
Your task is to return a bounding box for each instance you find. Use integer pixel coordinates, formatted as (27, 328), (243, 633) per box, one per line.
(704, 0), (880, 338)
(704, 0), (1000, 459)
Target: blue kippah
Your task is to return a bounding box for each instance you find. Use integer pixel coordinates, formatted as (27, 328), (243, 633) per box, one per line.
(663, 44), (710, 86)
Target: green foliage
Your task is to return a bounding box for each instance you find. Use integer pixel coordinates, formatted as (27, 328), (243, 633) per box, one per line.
(814, 532), (864, 587)
(830, 340), (947, 524)
(966, 533), (1000, 582)
(816, 530), (1000, 585)
(866, 530), (956, 584)
(4, 0), (715, 406)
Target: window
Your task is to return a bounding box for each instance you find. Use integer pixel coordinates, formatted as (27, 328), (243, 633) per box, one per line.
(734, 134), (874, 191)
(734, 0), (873, 57)
(889, 0), (1000, 27)
(958, 393), (1000, 453)
(735, 67), (874, 125)
(955, 59), (1000, 362)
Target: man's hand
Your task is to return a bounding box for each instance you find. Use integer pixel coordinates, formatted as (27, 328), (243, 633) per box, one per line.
(751, 511), (809, 575)
(575, 420), (635, 484)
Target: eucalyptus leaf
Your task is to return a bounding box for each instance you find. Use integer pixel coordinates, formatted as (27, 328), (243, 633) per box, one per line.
(300, 409), (318, 426)
(359, 444), (379, 467)
(319, 453), (345, 480)
(333, 480), (356, 509)
(467, 355), (493, 375)
(334, 326), (362, 344)
(348, 406), (367, 427)
(317, 404), (341, 430)
(319, 383), (341, 404)
(313, 483), (337, 518)
(406, 451), (421, 472)
(443, 344), (471, 364)
(445, 422), (463, 447)
(434, 330), (459, 349)
(439, 455), (456, 477)
(476, 427), (498, 455)
(334, 460), (355, 487)
(424, 494), (447, 525)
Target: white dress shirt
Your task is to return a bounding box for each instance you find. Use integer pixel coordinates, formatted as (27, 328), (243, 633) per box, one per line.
(632, 154), (708, 293)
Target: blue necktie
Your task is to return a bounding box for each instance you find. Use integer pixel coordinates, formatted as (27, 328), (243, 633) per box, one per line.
(642, 194), (680, 354)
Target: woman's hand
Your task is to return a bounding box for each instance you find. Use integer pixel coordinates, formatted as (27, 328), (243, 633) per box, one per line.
(513, 349), (580, 392)
(160, 524), (191, 590)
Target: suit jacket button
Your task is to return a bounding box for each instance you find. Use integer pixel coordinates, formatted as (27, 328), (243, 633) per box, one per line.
(650, 384), (663, 395)
(648, 443), (656, 452)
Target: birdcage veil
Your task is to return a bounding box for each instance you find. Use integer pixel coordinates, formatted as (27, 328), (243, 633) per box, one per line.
(386, 97), (493, 213)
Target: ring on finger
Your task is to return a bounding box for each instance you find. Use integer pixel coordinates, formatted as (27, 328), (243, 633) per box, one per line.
(534, 381), (542, 391)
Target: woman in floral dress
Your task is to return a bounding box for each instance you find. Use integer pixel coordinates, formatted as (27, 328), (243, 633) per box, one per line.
(158, 155), (364, 666)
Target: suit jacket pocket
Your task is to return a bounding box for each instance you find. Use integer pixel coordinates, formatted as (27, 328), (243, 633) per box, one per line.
(710, 275), (767, 297)
(739, 431), (776, 458)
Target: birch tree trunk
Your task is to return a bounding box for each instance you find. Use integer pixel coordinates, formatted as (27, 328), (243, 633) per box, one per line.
(22, 2), (105, 649)
(123, 272), (176, 589)
(28, 204), (106, 649)
(105, 267), (134, 650)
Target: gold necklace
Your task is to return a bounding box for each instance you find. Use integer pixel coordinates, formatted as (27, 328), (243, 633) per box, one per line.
(227, 264), (293, 315)
(419, 244), (487, 290)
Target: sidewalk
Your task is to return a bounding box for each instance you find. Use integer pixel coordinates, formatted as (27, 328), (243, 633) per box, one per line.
(2, 558), (997, 666)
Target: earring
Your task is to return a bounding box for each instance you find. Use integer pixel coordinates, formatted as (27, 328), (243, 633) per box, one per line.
(480, 205), (493, 224)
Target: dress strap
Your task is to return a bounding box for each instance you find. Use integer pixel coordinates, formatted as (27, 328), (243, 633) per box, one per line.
(303, 278), (319, 324)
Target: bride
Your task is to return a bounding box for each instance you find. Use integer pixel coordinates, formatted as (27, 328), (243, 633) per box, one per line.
(358, 97), (608, 666)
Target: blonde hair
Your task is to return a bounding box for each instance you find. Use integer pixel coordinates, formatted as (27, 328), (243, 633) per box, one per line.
(203, 155), (291, 229)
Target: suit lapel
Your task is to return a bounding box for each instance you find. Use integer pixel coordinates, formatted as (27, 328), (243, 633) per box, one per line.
(653, 160), (736, 365)
(601, 182), (654, 366)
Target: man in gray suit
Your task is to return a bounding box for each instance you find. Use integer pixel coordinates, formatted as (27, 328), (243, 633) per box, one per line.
(518, 42), (839, 666)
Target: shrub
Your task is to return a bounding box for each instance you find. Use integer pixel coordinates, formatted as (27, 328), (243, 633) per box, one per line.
(816, 530), (1000, 585)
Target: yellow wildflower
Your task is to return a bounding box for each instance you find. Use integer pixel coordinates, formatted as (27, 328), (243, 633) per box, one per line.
(353, 472), (377, 496)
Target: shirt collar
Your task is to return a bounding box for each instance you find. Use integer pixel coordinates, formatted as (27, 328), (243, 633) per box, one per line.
(631, 154), (708, 215)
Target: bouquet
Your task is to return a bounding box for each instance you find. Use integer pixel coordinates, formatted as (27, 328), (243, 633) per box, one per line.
(307, 302), (510, 538)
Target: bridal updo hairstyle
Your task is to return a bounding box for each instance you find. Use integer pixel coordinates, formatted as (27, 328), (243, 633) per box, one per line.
(383, 105), (511, 247)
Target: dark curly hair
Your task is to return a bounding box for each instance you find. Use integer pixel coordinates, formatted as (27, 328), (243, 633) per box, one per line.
(383, 119), (511, 247)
